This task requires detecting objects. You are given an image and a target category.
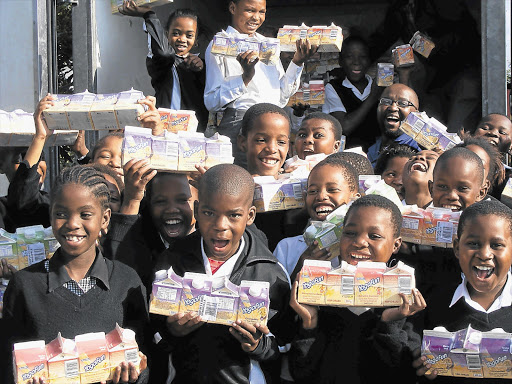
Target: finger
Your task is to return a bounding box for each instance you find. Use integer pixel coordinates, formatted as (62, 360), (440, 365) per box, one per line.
(234, 319), (258, 336)
(139, 351), (148, 371)
(289, 280), (300, 308)
(138, 98), (157, 111)
(120, 362), (130, 384)
(111, 365), (121, 384)
(128, 362), (139, 382)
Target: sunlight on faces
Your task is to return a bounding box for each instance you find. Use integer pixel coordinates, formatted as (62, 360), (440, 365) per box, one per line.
(340, 206), (401, 266)
(402, 150), (439, 189)
(377, 84), (419, 139)
(167, 16), (197, 56)
(229, 0), (266, 36)
(473, 114), (512, 154)
(381, 156), (409, 200)
(295, 118), (340, 160)
(92, 136), (124, 180)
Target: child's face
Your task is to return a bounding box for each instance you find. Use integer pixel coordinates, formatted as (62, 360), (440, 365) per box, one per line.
(473, 114), (512, 154)
(402, 150), (439, 189)
(150, 174), (197, 243)
(340, 206), (401, 266)
(454, 215), (512, 304)
(430, 156), (486, 211)
(195, 192), (256, 261)
(377, 84), (418, 139)
(295, 118), (340, 160)
(238, 113), (290, 177)
(102, 174), (122, 213)
(167, 16), (197, 56)
(51, 183), (110, 261)
(229, 0), (266, 36)
(381, 155), (409, 200)
(340, 41), (370, 84)
(92, 136), (124, 180)
(306, 164), (357, 221)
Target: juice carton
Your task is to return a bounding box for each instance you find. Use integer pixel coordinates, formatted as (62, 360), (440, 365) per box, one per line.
(237, 37), (260, 56)
(200, 276), (240, 325)
(364, 179), (404, 213)
(177, 131), (207, 171)
(50, 130), (80, 147)
(298, 260), (330, 305)
(89, 93), (120, 131)
(259, 38), (280, 66)
(306, 26), (324, 46)
(400, 205), (424, 244)
(43, 227), (60, 259)
(151, 133), (179, 171)
(114, 89), (146, 129)
(122, 126), (153, 166)
(358, 175), (381, 194)
(399, 111), (429, 141)
(0, 228), (19, 270)
(211, 33), (229, 56)
(9, 110), (37, 146)
(409, 31), (435, 58)
(13, 340), (48, 384)
(377, 63), (394, 87)
(422, 208), (454, 247)
(382, 261), (415, 306)
(354, 261), (386, 306)
(16, 225), (47, 269)
(451, 325), (483, 378)
(480, 328), (512, 379)
(421, 327), (455, 376)
(392, 44), (415, 67)
(277, 26), (293, 51)
(75, 332), (110, 384)
(106, 324), (140, 380)
(303, 221), (325, 247)
(325, 261), (356, 306)
(289, 24), (310, 49)
(501, 178), (512, 207)
(45, 333), (79, 384)
(226, 35), (242, 57)
(149, 267), (183, 316)
(169, 110), (198, 133)
(42, 94), (72, 131)
(253, 176), (305, 212)
(205, 133), (233, 168)
(65, 91), (96, 131)
(237, 280), (270, 326)
(308, 80), (325, 104)
(181, 272), (212, 314)
(319, 23), (343, 52)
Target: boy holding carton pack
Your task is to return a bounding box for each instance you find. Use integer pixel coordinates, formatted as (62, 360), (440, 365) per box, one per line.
(289, 195), (426, 384)
(152, 164), (292, 384)
(413, 200), (512, 383)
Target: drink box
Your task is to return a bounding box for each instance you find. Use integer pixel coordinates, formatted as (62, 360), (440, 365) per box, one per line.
(122, 126), (152, 166)
(319, 23), (343, 52)
(0, 228), (19, 270)
(177, 132), (207, 171)
(480, 329), (512, 379)
(151, 133), (179, 171)
(306, 26), (323, 46)
(416, 117), (448, 150)
(75, 332), (110, 383)
(259, 38), (280, 66)
(114, 89), (146, 129)
(392, 44), (415, 67)
(16, 225), (47, 269)
(409, 31), (435, 58)
(298, 260), (330, 305)
(149, 268), (183, 316)
(237, 37), (260, 57)
(277, 26), (293, 51)
(377, 63), (394, 87)
(354, 261), (386, 306)
(65, 91), (96, 131)
(399, 111), (430, 141)
(237, 280), (270, 326)
(205, 133), (233, 168)
(13, 340), (48, 384)
(42, 94), (72, 131)
(106, 324), (140, 380)
(211, 33), (229, 55)
(400, 205), (424, 245)
(421, 328), (455, 376)
(200, 276), (240, 325)
(90, 93), (120, 130)
(359, 175), (381, 194)
(363, 180), (404, 213)
(422, 208), (454, 248)
(168, 110), (198, 133)
(288, 24), (310, 51)
(325, 261), (356, 306)
(451, 325), (483, 378)
(253, 175), (305, 212)
(382, 261), (415, 306)
(46, 333), (79, 384)
(181, 272), (212, 314)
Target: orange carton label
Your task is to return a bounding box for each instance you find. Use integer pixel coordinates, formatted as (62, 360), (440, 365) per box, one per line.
(75, 332), (110, 384)
(46, 333), (79, 384)
(325, 262), (356, 306)
(354, 262), (386, 306)
(422, 208), (453, 247)
(298, 260), (330, 305)
(383, 261), (415, 306)
(13, 340), (48, 384)
(401, 206), (424, 244)
(106, 324), (140, 380)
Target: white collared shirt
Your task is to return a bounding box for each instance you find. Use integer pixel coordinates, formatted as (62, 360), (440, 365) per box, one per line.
(200, 236), (245, 277)
(322, 75), (373, 114)
(204, 26), (303, 112)
(449, 271), (512, 313)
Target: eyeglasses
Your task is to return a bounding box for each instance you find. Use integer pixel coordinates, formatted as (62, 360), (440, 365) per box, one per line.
(379, 97), (417, 110)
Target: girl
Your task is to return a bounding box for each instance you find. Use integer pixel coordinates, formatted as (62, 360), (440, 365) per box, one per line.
(120, 1), (209, 131)
(2, 165), (149, 384)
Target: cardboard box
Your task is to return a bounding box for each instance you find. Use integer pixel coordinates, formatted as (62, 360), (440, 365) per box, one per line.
(106, 324), (140, 380)
(46, 333), (79, 384)
(181, 272), (212, 314)
(306, 26), (323, 46)
(392, 44), (415, 67)
(325, 261), (356, 306)
(237, 280), (270, 326)
(409, 31), (435, 58)
(0, 110), (13, 145)
(75, 332), (110, 384)
(422, 328), (455, 376)
(177, 132), (207, 171)
(65, 92), (96, 131)
(43, 95), (72, 131)
(383, 261), (415, 306)
(354, 261), (386, 306)
(298, 260), (330, 305)
(89, 93), (120, 131)
(114, 89), (145, 129)
(200, 276), (240, 325)
(377, 63), (394, 87)
(480, 329), (512, 379)
(13, 340), (48, 384)
(253, 175), (306, 212)
(359, 175), (381, 193)
(149, 268), (183, 316)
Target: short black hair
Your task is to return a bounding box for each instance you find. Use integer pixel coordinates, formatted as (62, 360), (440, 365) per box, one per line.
(310, 157), (358, 193)
(165, 8), (200, 36)
(470, 112), (512, 135)
(339, 35), (370, 62)
(199, 163), (255, 206)
(345, 194), (402, 238)
(434, 147), (485, 186)
(85, 162), (125, 192)
(146, 172), (190, 203)
(458, 199), (512, 237)
(374, 143), (417, 176)
(301, 112), (343, 141)
(91, 132), (124, 160)
(240, 103), (291, 137)
(327, 151), (374, 176)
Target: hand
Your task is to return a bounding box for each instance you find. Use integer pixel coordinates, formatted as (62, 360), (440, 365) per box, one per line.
(184, 55), (204, 72)
(292, 38), (318, 66)
(166, 312), (205, 337)
(237, 50), (259, 86)
(381, 289), (426, 322)
(71, 130), (89, 158)
(369, 77), (384, 99)
(291, 102), (310, 117)
(0, 259), (16, 279)
(290, 280), (318, 329)
(118, 0), (151, 17)
(34, 94), (54, 140)
(230, 320), (268, 352)
(106, 352), (147, 384)
(412, 348), (438, 380)
(29, 378), (46, 384)
(122, 158), (157, 209)
(137, 96), (164, 136)
(188, 164), (209, 189)
(302, 241), (333, 261)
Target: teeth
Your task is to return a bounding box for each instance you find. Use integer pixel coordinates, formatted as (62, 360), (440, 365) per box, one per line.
(165, 219), (182, 225)
(411, 163), (427, 172)
(475, 265), (494, 278)
(261, 159), (278, 165)
(65, 236), (84, 242)
(316, 207), (333, 216)
(350, 253), (370, 259)
(442, 205), (460, 210)
(475, 265), (493, 271)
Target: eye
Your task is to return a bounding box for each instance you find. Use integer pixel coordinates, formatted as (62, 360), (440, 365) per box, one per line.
(307, 188), (318, 195)
(491, 242), (505, 249)
(202, 210), (213, 217)
(254, 137), (265, 143)
(327, 187), (341, 193)
(436, 184), (447, 190)
(297, 132), (306, 138)
(369, 233), (383, 240)
(466, 241), (479, 248)
(384, 171), (396, 178)
(278, 140), (288, 146)
(230, 213), (242, 219)
(478, 126), (489, 131)
(81, 212), (93, 219)
(313, 132), (325, 139)
(342, 229), (356, 237)
(499, 130), (509, 136)
(186, 34), (195, 39)
(457, 186), (470, 192)
(54, 212), (67, 219)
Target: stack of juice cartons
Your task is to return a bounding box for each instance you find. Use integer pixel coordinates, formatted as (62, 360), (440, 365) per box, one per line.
(278, 23), (342, 52)
(253, 174), (307, 212)
(157, 109), (199, 133)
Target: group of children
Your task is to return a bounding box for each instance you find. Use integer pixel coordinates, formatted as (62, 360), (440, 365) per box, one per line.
(2, 0), (512, 383)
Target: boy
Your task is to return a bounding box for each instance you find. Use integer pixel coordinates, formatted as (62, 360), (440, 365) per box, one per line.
(153, 164), (291, 384)
(294, 112), (342, 160)
(401, 150), (440, 208)
(289, 195), (425, 384)
(470, 113), (512, 155)
(413, 200), (512, 383)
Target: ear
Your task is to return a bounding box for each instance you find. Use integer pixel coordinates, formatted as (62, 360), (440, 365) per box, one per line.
(228, 1), (236, 15)
(237, 134), (247, 153)
(38, 161), (47, 185)
(101, 208), (112, 232)
(392, 236), (402, 254)
(247, 205), (257, 226)
(453, 237), (460, 260)
(333, 140), (341, 153)
(476, 181), (489, 202)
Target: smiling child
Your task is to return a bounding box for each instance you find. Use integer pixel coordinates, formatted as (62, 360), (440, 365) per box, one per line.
(294, 112), (342, 160)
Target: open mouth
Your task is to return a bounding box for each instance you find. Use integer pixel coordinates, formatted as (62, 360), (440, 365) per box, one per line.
(161, 218), (185, 237)
(175, 44), (188, 52)
(473, 265), (494, 279)
(247, 22), (260, 30)
(410, 161), (427, 172)
(314, 205), (334, 218)
(348, 252), (371, 264)
(260, 157), (279, 166)
(441, 204), (461, 211)
(64, 235), (85, 243)
(211, 239), (229, 253)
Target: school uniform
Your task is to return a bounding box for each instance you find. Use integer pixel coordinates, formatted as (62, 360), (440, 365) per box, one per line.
(367, 135), (421, 167)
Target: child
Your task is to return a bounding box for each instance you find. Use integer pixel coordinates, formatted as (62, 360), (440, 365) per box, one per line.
(204, 0), (316, 166)
(328, 151), (374, 176)
(374, 143), (417, 200)
(323, 36), (382, 150)
(289, 195), (426, 384)
(470, 113), (512, 155)
(85, 162), (124, 213)
(294, 112), (342, 160)
(2, 165), (149, 384)
(119, 1), (209, 130)
(401, 149), (440, 208)
(413, 199), (512, 383)
(274, 157), (360, 279)
(153, 164), (292, 384)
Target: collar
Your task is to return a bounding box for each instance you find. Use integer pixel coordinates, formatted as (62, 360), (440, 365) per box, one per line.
(159, 233), (170, 249)
(48, 248), (110, 292)
(450, 271), (512, 313)
(226, 25), (263, 40)
(341, 75), (372, 99)
(200, 236), (246, 277)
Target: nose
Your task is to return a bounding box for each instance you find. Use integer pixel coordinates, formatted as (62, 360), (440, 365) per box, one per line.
(316, 188), (328, 201)
(213, 215), (229, 231)
(477, 244), (493, 261)
(65, 213), (81, 230)
(446, 188), (459, 201)
(353, 233), (369, 248)
(303, 134), (314, 144)
(109, 156), (122, 169)
(486, 129), (499, 138)
(393, 174), (403, 188)
(265, 140), (278, 153)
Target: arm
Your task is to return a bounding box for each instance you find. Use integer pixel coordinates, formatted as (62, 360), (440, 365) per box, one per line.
(25, 95), (53, 168)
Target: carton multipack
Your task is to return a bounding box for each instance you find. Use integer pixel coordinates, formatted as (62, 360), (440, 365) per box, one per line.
(391, 44), (415, 67)
(65, 91), (96, 131)
(42, 95), (72, 131)
(13, 340), (48, 384)
(45, 333), (79, 384)
(287, 81), (326, 106)
(278, 23), (343, 52)
(181, 272), (213, 314)
(377, 63), (394, 87)
(111, 0), (173, 14)
(199, 276), (240, 325)
(0, 228), (19, 270)
(75, 332), (110, 383)
(409, 31), (435, 58)
(325, 261), (356, 306)
(89, 93), (120, 131)
(149, 267), (183, 316)
(105, 324), (140, 380)
(16, 225), (48, 269)
(238, 280), (270, 326)
(253, 175), (307, 212)
(158, 109), (199, 133)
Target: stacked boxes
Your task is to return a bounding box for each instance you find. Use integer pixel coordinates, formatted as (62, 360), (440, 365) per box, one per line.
(111, 0), (173, 14)
(409, 31), (435, 58)
(278, 23), (343, 52)
(253, 175), (307, 212)
(13, 340), (49, 384)
(158, 109), (199, 133)
(211, 31), (280, 66)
